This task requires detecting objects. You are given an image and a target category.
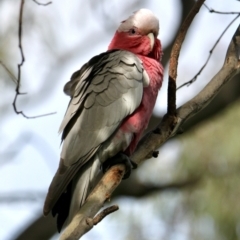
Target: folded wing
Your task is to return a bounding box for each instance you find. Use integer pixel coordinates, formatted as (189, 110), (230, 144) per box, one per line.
(44, 50), (147, 215)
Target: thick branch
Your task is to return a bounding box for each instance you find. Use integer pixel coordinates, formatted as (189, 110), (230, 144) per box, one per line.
(168, 0), (205, 115)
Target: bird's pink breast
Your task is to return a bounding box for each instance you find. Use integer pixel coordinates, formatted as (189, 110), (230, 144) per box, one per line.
(121, 56), (163, 155)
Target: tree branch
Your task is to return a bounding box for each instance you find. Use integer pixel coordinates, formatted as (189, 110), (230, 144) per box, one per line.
(86, 205), (119, 226)
(60, 164), (125, 240)
(168, 0), (205, 116)
(12, 0), (56, 119)
(176, 24), (240, 127)
(177, 13), (240, 90)
(204, 4), (240, 14)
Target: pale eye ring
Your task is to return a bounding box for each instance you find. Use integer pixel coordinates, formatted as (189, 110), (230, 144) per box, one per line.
(129, 28), (136, 35)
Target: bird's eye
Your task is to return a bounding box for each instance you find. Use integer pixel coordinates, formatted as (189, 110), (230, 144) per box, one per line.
(129, 28), (136, 35)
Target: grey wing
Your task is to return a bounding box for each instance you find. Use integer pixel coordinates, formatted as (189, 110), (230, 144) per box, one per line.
(61, 50), (147, 165)
(43, 50), (148, 215)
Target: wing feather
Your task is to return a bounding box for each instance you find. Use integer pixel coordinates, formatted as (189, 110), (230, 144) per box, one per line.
(44, 50), (148, 215)
(61, 51), (146, 164)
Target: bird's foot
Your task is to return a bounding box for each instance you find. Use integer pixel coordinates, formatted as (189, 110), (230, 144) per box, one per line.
(102, 152), (137, 179)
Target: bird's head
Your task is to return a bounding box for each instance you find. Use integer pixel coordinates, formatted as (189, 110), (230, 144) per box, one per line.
(108, 9), (162, 62)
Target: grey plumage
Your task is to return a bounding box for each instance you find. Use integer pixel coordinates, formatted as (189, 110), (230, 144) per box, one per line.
(43, 50), (149, 231)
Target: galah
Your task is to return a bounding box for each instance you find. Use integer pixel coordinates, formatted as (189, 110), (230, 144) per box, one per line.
(43, 8), (164, 232)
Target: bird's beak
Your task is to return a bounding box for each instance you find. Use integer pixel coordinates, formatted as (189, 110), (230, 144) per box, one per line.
(147, 32), (155, 51)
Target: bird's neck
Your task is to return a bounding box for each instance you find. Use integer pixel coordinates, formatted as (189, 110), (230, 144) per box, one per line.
(138, 55), (164, 91)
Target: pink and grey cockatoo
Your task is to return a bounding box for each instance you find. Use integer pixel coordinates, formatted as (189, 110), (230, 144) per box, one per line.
(43, 8), (164, 231)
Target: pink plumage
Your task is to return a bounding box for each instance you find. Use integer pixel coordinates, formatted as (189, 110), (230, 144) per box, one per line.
(108, 9), (164, 155)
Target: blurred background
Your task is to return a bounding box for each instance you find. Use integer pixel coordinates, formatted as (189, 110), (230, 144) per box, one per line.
(0, 0), (240, 239)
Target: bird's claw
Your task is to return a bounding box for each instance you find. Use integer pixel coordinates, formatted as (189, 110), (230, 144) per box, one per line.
(101, 152), (137, 179)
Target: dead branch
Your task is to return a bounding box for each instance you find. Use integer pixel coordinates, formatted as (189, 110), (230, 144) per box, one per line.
(168, 0), (206, 116)
(12, 0), (55, 119)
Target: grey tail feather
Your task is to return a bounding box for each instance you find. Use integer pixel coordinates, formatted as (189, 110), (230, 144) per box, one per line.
(63, 157), (102, 228)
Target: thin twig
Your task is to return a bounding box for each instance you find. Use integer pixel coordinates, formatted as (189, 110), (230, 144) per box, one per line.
(204, 3), (240, 14)
(86, 205), (119, 226)
(32, 0), (52, 6)
(167, 0), (205, 116)
(12, 0), (56, 119)
(16, 111), (57, 119)
(177, 14), (240, 90)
